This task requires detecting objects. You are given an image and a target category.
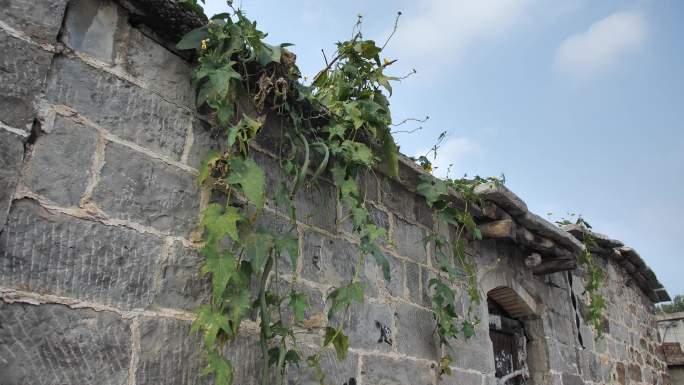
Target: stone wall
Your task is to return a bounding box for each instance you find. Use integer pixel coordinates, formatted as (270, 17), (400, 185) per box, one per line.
(0, 1), (671, 385)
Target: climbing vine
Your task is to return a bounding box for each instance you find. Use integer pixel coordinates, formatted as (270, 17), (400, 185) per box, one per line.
(177, 5), (417, 384)
(176, 2), (607, 384)
(556, 215), (607, 339)
(415, 172), (505, 376)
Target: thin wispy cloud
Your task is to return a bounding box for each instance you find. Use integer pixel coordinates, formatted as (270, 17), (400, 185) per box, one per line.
(389, 0), (534, 67)
(416, 136), (481, 179)
(555, 11), (647, 77)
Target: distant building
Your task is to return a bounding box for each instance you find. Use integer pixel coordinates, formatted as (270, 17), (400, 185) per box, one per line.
(658, 312), (684, 384)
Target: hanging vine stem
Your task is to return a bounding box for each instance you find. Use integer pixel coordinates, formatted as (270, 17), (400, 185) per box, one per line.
(555, 215), (607, 339)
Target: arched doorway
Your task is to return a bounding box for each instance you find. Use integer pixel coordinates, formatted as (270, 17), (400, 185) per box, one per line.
(486, 286), (547, 385)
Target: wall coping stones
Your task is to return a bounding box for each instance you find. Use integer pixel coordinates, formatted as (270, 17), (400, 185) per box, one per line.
(118, 0), (206, 43)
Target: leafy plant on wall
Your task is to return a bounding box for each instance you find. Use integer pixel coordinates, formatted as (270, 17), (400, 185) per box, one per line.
(175, 2), (606, 384)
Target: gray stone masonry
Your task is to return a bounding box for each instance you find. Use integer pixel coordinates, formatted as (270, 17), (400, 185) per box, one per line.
(0, 0), (671, 385)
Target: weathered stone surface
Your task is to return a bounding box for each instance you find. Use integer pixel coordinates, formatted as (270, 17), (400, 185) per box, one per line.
(0, 0), (68, 43)
(518, 212), (584, 253)
(478, 218), (516, 240)
(474, 182), (528, 217)
(0, 301), (130, 385)
(562, 223), (623, 249)
(438, 369), (484, 385)
(380, 178), (433, 229)
(628, 362), (642, 382)
(294, 179), (338, 233)
(92, 142), (200, 236)
(0, 130), (24, 230)
(301, 231), (362, 290)
(125, 26), (194, 107)
(117, 0), (206, 43)
(561, 372), (584, 385)
(154, 241), (209, 311)
(361, 355), (433, 385)
(187, 118), (224, 169)
(546, 339), (579, 375)
(0, 31), (54, 131)
(395, 303), (440, 361)
(46, 57), (191, 160)
(405, 260), (420, 303)
(369, 252), (404, 300)
(288, 345), (358, 385)
(392, 217), (428, 264)
(62, 0), (123, 63)
(344, 301), (394, 352)
(444, 323), (495, 373)
(23, 116), (98, 207)
(137, 316), (209, 385)
(0, 199), (162, 308)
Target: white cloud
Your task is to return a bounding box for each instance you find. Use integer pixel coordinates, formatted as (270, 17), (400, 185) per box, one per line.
(416, 136), (481, 179)
(389, 0), (534, 66)
(555, 11), (647, 76)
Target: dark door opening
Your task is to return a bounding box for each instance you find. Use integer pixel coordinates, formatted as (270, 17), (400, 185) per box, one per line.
(488, 290), (529, 385)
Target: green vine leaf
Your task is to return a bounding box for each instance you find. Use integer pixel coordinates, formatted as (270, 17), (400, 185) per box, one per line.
(241, 229), (274, 272)
(200, 246), (238, 299)
(416, 175), (447, 208)
(201, 203), (242, 244)
(341, 140), (375, 167)
(275, 235), (299, 271)
(226, 289), (251, 336)
(192, 305), (232, 347)
(324, 327), (350, 360)
(203, 351), (234, 385)
(226, 158), (266, 209)
(176, 25), (209, 50)
(199, 150), (220, 186)
(288, 290), (309, 323)
(326, 282), (365, 319)
(211, 61), (241, 98)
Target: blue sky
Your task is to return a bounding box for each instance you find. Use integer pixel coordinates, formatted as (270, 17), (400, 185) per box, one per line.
(203, 0), (684, 297)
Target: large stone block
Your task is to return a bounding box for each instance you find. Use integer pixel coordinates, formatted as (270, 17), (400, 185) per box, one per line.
(300, 231), (378, 296)
(361, 355), (434, 385)
(0, 31), (54, 131)
(287, 345), (359, 385)
(186, 118), (224, 170)
(22, 116), (98, 207)
(154, 241), (209, 311)
(438, 369), (484, 385)
(294, 179), (338, 233)
(0, 130), (24, 230)
(62, 0), (124, 64)
(395, 303), (440, 361)
(125, 26), (194, 107)
(342, 301), (394, 353)
(546, 339), (579, 375)
(392, 217), (428, 264)
(46, 57), (191, 160)
(379, 178), (433, 229)
(0, 301), (131, 385)
(0, 199), (163, 309)
(0, 0), (68, 43)
(137, 316), (208, 385)
(92, 142), (200, 236)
